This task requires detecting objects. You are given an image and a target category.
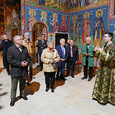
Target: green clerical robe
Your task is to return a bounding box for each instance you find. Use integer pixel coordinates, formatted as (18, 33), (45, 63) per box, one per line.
(92, 43), (115, 105)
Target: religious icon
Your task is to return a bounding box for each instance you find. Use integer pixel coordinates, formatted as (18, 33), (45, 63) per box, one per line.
(11, 9), (19, 28)
(27, 9), (37, 31)
(40, 11), (49, 31)
(60, 15), (67, 32)
(93, 9), (104, 47)
(71, 14), (80, 41)
(21, 10), (24, 34)
(79, 12), (90, 43)
(50, 13), (59, 33)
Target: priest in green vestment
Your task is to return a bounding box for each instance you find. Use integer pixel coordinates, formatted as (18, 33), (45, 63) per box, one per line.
(92, 32), (115, 105)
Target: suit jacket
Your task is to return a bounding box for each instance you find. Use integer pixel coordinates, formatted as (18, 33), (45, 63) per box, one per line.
(81, 44), (94, 67)
(56, 45), (68, 62)
(1, 40), (13, 57)
(37, 40), (47, 54)
(7, 44), (30, 78)
(68, 45), (79, 64)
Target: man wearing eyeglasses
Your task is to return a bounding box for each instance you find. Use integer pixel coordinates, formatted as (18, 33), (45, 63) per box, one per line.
(7, 35), (30, 106)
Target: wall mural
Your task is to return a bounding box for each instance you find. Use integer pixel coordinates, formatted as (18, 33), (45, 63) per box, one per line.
(109, 19), (115, 33)
(6, 0), (21, 31)
(109, 19), (115, 43)
(25, 0), (69, 12)
(60, 15), (68, 32)
(27, 9), (37, 31)
(21, 6), (24, 35)
(70, 0), (109, 12)
(40, 11), (49, 31)
(70, 5), (108, 48)
(110, 0), (115, 16)
(25, 6), (68, 33)
(50, 13), (59, 33)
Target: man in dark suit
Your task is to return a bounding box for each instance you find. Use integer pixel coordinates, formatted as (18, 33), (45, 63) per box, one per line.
(56, 38), (68, 80)
(1, 35), (13, 75)
(66, 40), (79, 78)
(37, 34), (47, 71)
(7, 35), (30, 106)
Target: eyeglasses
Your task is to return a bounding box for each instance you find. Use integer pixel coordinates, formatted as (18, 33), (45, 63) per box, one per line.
(16, 39), (23, 41)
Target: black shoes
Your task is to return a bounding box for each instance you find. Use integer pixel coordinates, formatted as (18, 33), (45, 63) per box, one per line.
(10, 96), (28, 106)
(45, 88), (49, 92)
(8, 72), (11, 75)
(81, 77), (87, 80)
(88, 78), (91, 81)
(51, 88), (54, 93)
(10, 100), (15, 106)
(20, 96), (28, 100)
(71, 75), (74, 78)
(61, 77), (66, 80)
(55, 76), (59, 80)
(65, 74), (69, 77)
(45, 88), (54, 92)
(26, 82), (31, 85)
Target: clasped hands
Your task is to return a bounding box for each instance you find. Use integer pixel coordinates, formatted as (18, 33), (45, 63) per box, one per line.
(21, 61), (28, 67)
(85, 53), (89, 56)
(93, 45), (103, 53)
(49, 59), (54, 64)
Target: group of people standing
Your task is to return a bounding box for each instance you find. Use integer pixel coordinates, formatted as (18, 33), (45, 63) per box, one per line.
(1, 32), (114, 106)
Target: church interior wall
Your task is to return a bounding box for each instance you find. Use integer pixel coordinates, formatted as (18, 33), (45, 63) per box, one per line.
(1, 0), (115, 48)
(69, 0), (115, 48)
(24, 1), (69, 42)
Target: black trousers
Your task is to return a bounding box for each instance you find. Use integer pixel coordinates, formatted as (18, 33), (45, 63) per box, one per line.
(44, 72), (55, 89)
(3, 56), (10, 73)
(84, 59), (93, 78)
(39, 53), (43, 70)
(67, 58), (75, 76)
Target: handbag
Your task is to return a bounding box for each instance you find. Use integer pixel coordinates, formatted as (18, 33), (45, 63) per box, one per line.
(52, 62), (60, 69)
(51, 50), (60, 69)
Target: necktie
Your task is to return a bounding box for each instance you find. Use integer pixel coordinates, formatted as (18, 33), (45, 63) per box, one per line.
(18, 47), (22, 52)
(62, 47), (65, 58)
(71, 47), (73, 57)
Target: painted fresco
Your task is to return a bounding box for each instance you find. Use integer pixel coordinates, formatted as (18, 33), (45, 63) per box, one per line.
(108, 19), (115, 43)
(109, 19), (115, 33)
(50, 13), (59, 33)
(6, 0), (21, 31)
(27, 9), (37, 31)
(110, 0), (115, 16)
(0, 9), (4, 36)
(25, 6), (68, 33)
(21, 0), (24, 5)
(21, 6), (25, 34)
(60, 15), (68, 32)
(40, 11), (49, 31)
(70, 0), (109, 12)
(0, 0), (5, 46)
(25, 0), (69, 12)
(70, 5), (108, 48)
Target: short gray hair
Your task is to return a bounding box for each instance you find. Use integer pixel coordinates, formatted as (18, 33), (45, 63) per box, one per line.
(60, 38), (65, 43)
(86, 37), (91, 40)
(47, 40), (54, 45)
(24, 32), (29, 37)
(13, 35), (20, 42)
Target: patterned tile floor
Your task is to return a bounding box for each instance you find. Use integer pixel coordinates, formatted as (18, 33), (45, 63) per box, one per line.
(0, 51), (115, 115)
